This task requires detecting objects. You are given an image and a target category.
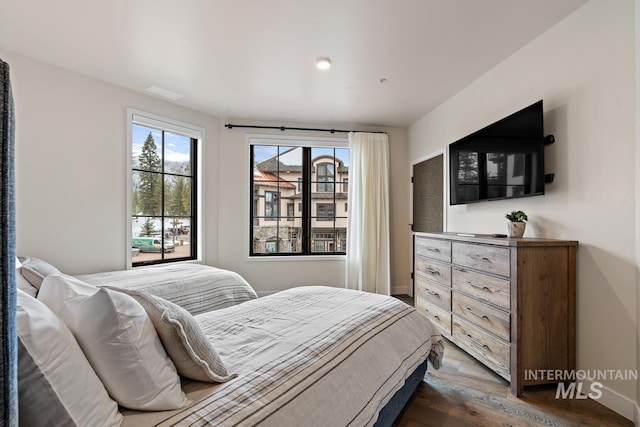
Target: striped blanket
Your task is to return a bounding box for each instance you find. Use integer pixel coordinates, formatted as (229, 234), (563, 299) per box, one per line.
(77, 264), (257, 315)
(121, 286), (443, 427)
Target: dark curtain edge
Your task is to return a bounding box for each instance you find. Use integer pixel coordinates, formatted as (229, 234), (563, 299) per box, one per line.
(0, 57), (18, 427)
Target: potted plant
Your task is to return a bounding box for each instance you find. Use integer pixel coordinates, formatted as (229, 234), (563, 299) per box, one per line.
(505, 210), (528, 238)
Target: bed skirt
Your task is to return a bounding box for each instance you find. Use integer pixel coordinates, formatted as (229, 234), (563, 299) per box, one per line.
(374, 358), (427, 426)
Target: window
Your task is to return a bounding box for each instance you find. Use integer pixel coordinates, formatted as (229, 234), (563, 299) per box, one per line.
(343, 178), (349, 192)
(129, 110), (201, 267)
(317, 162), (335, 192)
(317, 203), (335, 221)
(250, 141), (348, 256)
(264, 191), (279, 219)
(265, 241), (277, 253)
(287, 203), (294, 221)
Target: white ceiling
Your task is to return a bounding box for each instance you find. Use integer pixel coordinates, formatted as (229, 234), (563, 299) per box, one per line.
(0, 0), (587, 127)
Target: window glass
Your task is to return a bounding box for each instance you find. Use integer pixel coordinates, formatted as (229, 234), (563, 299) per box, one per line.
(131, 121), (198, 266)
(250, 143), (348, 255)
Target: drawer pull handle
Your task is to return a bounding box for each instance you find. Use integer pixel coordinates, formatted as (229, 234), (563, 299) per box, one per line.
(470, 254), (491, 262)
(427, 248), (441, 253)
(467, 281), (493, 292)
(425, 267), (440, 275)
(466, 307), (489, 320)
(465, 333), (491, 352)
(434, 315), (440, 320)
(428, 291), (441, 299)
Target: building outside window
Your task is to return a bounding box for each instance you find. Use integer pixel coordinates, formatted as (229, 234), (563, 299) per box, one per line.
(250, 140), (348, 255)
(129, 110), (201, 267)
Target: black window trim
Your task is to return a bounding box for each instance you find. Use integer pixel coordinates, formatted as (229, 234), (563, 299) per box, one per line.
(249, 138), (348, 257)
(129, 110), (202, 268)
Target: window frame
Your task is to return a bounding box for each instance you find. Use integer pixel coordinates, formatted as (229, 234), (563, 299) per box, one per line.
(126, 109), (204, 268)
(247, 135), (348, 259)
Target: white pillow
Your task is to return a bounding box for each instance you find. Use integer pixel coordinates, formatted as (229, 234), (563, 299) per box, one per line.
(38, 273), (188, 411)
(16, 289), (122, 427)
(106, 286), (237, 383)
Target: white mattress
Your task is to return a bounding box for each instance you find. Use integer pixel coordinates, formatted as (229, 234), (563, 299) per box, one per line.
(120, 286), (443, 427)
(77, 264), (257, 315)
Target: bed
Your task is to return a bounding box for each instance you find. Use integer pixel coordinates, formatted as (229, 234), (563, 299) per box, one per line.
(76, 263), (258, 315)
(119, 286), (444, 427)
(17, 258), (443, 426)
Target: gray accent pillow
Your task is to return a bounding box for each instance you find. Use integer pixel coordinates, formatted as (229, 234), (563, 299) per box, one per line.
(15, 263), (38, 297)
(106, 286), (237, 383)
(19, 257), (61, 289)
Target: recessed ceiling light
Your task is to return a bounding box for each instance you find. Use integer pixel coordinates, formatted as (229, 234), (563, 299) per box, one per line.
(379, 78), (387, 83)
(316, 57), (331, 70)
(144, 85), (183, 101)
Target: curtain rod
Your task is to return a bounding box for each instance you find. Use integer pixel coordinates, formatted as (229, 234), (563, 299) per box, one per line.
(224, 123), (386, 134)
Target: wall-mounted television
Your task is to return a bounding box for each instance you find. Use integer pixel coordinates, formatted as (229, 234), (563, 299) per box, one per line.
(449, 100), (546, 205)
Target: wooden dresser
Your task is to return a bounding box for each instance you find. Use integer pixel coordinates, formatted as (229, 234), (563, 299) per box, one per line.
(413, 232), (577, 395)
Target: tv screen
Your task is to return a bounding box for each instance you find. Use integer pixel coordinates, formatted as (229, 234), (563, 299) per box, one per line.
(449, 100), (545, 205)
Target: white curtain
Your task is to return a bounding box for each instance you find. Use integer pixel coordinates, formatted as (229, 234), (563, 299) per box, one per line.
(345, 132), (390, 295)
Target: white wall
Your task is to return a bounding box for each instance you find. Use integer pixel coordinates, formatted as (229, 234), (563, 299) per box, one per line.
(1, 46), (412, 295)
(1, 48), (220, 275)
(217, 119), (409, 295)
(409, 0), (637, 416)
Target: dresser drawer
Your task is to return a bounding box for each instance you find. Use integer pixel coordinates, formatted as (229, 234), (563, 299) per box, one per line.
(453, 317), (510, 380)
(452, 291), (510, 341)
(415, 257), (451, 286)
(416, 297), (451, 335)
(452, 242), (511, 277)
(415, 237), (451, 263)
(416, 277), (451, 310)
(452, 267), (510, 311)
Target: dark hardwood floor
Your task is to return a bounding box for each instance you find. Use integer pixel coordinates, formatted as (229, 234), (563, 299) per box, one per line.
(393, 296), (633, 427)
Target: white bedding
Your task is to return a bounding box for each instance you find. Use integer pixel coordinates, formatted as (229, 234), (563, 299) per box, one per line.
(76, 264), (257, 315)
(121, 286), (443, 427)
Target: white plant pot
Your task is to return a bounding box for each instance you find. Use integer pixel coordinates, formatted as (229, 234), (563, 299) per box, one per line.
(507, 222), (526, 238)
